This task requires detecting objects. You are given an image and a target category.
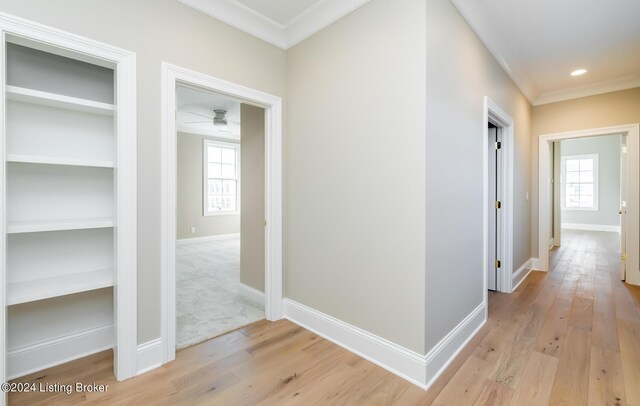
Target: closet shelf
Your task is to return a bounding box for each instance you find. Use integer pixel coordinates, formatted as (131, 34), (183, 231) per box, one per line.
(7, 154), (114, 168)
(7, 269), (113, 306)
(7, 218), (113, 234)
(6, 85), (114, 116)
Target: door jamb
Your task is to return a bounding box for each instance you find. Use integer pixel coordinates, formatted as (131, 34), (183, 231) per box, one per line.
(160, 63), (283, 364)
(537, 124), (640, 285)
(483, 97), (514, 301)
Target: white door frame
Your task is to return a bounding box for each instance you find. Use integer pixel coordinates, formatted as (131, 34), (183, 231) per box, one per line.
(160, 63), (283, 363)
(0, 11), (138, 393)
(538, 124), (640, 285)
(483, 97), (514, 298)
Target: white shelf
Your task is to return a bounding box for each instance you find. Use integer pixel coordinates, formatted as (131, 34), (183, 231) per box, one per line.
(8, 269), (113, 306)
(6, 85), (114, 116)
(7, 218), (113, 234)
(7, 154), (114, 168)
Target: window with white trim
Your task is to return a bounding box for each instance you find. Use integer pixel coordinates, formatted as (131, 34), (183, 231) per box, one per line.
(204, 139), (239, 215)
(561, 154), (598, 211)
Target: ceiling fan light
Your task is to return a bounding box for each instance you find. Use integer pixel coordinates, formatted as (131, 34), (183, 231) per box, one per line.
(213, 109), (228, 126)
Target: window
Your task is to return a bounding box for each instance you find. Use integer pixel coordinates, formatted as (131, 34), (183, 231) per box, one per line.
(561, 154), (598, 211)
(204, 139), (239, 215)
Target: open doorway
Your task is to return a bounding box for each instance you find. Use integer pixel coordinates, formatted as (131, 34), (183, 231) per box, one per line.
(487, 123), (502, 291)
(484, 97), (514, 296)
(160, 63), (283, 365)
(174, 86), (265, 349)
(538, 124), (640, 284)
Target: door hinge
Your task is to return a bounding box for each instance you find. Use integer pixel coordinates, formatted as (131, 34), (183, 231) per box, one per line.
(495, 201), (501, 209)
(622, 253), (627, 261)
(495, 260), (501, 269)
(495, 141), (502, 150)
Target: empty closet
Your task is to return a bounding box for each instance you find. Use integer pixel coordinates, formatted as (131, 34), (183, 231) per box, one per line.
(0, 16), (137, 386)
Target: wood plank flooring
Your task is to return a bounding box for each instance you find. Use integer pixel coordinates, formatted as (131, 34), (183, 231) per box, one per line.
(9, 230), (640, 405)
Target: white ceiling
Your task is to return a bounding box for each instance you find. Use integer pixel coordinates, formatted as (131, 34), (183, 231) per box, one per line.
(178, 0), (370, 49)
(229, 0), (320, 27)
(177, 85), (241, 138)
(452, 0), (640, 105)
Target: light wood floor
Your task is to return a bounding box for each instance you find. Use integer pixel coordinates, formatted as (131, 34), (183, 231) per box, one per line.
(9, 230), (640, 405)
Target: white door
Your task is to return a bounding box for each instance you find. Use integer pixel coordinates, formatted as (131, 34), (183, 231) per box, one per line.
(488, 126), (501, 291)
(620, 135), (628, 280)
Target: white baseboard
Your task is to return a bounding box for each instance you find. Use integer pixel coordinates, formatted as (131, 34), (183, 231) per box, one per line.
(562, 223), (620, 233)
(137, 338), (162, 375)
(176, 233), (240, 245)
(423, 302), (486, 388)
(7, 325), (113, 380)
(512, 258), (535, 292)
(239, 283), (265, 306)
(531, 257), (541, 271)
(283, 298), (486, 389)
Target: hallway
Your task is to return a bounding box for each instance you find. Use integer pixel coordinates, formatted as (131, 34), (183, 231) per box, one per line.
(8, 231), (640, 405)
(427, 229), (640, 405)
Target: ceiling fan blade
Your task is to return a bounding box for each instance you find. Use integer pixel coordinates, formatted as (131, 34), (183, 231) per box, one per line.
(184, 120), (212, 124)
(187, 112), (214, 120)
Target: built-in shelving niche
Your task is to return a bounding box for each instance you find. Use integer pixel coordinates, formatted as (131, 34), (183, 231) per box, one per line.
(5, 41), (117, 379)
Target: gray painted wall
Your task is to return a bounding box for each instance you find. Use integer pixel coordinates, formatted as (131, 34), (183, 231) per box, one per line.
(0, 0), (286, 343)
(286, 0), (426, 353)
(560, 135), (621, 227)
(426, 0), (532, 351)
(176, 132), (240, 240)
(240, 104), (265, 292)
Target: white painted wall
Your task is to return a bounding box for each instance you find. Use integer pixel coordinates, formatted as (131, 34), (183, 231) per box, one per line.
(286, 0), (426, 353)
(560, 134), (621, 228)
(425, 0), (532, 351)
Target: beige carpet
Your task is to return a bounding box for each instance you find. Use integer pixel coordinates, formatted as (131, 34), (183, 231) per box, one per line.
(176, 236), (264, 349)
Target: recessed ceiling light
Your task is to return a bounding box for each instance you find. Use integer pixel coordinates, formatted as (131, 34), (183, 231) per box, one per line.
(570, 69), (587, 76)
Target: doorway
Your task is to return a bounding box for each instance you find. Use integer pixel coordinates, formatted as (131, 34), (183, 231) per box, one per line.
(484, 97), (514, 296)
(174, 86), (266, 349)
(538, 124), (640, 285)
(487, 123), (502, 291)
(160, 63), (283, 364)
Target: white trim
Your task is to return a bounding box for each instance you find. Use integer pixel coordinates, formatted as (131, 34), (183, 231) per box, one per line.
(176, 233), (240, 245)
(512, 258), (535, 292)
(0, 12), (138, 393)
(560, 154), (599, 211)
(534, 76), (640, 106)
(7, 325), (113, 380)
(450, 1), (640, 106)
(177, 0), (371, 50)
(283, 298), (486, 389)
(538, 124), (639, 287)
(161, 63), (283, 365)
(284, 299), (428, 388)
(136, 339), (162, 376)
(562, 223), (621, 233)
(531, 258), (541, 271)
(423, 302), (486, 388)
(484, 97), (515, 295)
(239, 283), (265, 306)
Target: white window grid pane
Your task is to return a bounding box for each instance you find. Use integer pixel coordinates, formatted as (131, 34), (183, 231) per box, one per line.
(563, 156), (596, 209)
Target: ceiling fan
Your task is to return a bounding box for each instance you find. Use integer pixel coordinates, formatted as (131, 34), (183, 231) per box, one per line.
(185, 109), (239, 132)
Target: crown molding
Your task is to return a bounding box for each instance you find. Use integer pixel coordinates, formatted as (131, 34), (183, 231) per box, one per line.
(534, 75), (640, 106)
(178, 0), (371, 50)
(449, 0), (539, 104)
